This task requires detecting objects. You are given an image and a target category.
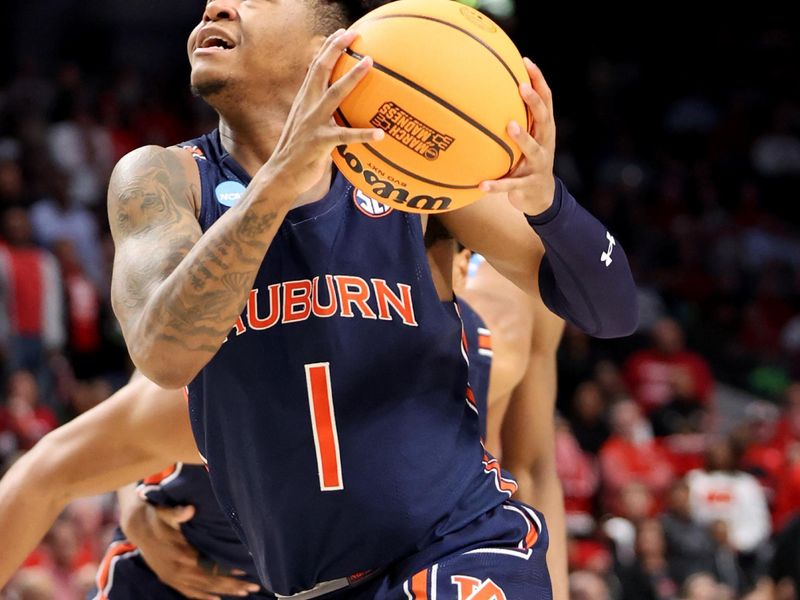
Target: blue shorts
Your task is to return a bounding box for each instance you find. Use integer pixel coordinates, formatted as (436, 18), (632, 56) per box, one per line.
(90, 500), (550, 600)
(306, 500), (552, 600)
(89, 540), (273, 600)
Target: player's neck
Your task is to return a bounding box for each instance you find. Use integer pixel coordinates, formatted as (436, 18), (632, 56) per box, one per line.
(217, 104), (334, 207)
(217, 104), (290, 176)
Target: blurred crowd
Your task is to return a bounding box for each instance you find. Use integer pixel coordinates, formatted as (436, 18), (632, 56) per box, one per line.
(0, 17), (798, 600)
(557, 319), (800, 600)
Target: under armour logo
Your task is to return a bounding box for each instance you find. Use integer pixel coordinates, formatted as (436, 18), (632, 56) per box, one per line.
(601, 231), (616, 267)
(451, 575), (508, 600)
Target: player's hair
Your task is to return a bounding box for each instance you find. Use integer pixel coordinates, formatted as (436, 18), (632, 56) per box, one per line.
(309, 0), (394, 34)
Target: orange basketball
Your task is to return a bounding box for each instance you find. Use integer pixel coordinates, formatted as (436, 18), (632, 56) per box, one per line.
(330, 0), (531, 214)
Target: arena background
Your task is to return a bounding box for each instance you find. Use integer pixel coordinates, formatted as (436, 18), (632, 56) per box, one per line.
(1, 2), (798, 599)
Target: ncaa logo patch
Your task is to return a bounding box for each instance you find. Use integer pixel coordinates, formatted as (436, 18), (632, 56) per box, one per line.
(353, 189), (393, 218)
(215, 180), (246, 207)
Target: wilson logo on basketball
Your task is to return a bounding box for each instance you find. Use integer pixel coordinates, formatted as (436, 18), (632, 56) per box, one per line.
(353, 189), (393, 218)
(336, 146), (453, 213)
(370, 102), (455, 161)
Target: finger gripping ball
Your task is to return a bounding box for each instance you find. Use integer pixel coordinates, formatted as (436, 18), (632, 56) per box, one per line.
(330, 0), (530, 214)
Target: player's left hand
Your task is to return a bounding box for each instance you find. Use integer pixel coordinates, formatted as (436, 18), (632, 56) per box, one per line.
(124, 502), (261, 600)
(478, 59), (557, 216)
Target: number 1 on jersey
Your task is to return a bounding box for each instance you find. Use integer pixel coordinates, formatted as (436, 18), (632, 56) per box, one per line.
(304, 363), (344, 491)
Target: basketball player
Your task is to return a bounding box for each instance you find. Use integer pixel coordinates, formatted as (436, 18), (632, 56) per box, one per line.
(0, 243), (561, 598)
(0, 236), (496, 599)
(498, 321), (568, 600)
(107, 1), (637, 598)
(429, 223), (568, 600)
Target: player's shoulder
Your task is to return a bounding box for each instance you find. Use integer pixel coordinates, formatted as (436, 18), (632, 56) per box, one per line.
(112, 144), (198, 181)
(108, 145), (202, 218)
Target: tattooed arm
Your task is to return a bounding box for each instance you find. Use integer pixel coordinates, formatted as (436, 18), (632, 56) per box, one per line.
(108, 144), (290, 387)
(109, 31), (383, 387)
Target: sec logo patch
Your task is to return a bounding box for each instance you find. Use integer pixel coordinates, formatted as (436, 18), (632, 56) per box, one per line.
(353, 189), (393, 218)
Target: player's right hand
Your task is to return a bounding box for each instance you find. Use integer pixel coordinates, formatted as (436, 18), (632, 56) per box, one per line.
(124, 502), (261, 600)
(268, 29), (384, 197)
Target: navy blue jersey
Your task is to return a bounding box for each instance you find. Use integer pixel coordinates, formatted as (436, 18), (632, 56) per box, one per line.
(456, 299), (492, 439)
(183, 131), (517, 596)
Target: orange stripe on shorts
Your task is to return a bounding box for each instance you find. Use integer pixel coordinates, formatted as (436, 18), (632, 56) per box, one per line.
(525, 521), (540, 548)
(95, 541), (137, 599)
(411, 568), (429, 600)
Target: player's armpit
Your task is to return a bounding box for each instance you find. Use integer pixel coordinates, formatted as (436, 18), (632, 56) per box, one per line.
(438, 193), (545, 297)
(0, 377), (197, 588)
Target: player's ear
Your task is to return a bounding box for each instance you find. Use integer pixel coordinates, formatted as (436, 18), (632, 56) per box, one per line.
(452, 248), (471, 294)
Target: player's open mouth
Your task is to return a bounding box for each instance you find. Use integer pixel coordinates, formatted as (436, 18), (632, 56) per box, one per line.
(195, 29), (237, 54)
(201, 36), (235, 50)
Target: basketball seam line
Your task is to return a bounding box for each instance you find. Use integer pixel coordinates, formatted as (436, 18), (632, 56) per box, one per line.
(344, 47), (515, 174)
(363, 13), (522, 88)
(359, 12), (532, 133)
(336, 108), (478, 190)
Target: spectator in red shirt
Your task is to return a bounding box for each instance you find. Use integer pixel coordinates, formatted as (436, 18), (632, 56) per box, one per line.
(624, 318), (714, 415)
(0, 207), (64, 405)
(0, 370), (57, 452)
(52, 239), (102, 380)
(599, 399), (675, 515)
(33, 517), (94, 600)
(555, 415), (600, 536)
(772, 440), (800, 531)
(740, 401), (783, 509)
(773, 382), (800, 451)
(764, 384), (800, 529)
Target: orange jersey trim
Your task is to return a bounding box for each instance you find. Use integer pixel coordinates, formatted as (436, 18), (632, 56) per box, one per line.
(141, 464), (178, 486)
(95, 541), (138, 599)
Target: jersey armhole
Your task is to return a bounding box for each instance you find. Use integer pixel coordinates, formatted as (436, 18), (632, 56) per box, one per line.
(172, 145), (212, 226)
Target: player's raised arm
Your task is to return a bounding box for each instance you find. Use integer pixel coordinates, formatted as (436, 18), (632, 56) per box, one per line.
(0, 377), (198, 588)
(440, 61), (638, 339)
(109, 30), (384, 388)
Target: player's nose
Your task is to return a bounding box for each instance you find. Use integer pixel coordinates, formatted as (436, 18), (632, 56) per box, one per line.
(203, 0), (240, 22)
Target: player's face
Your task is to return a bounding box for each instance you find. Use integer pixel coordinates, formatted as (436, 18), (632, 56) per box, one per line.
(187, 0), (321, 101)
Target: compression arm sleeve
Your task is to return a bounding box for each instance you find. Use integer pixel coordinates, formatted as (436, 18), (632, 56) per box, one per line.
(527, 178), (639, 338)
